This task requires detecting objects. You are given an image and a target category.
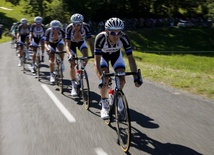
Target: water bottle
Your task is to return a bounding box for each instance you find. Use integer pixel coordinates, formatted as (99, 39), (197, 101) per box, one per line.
(108, 88), (114, 106)
(76, 69), (81, 87)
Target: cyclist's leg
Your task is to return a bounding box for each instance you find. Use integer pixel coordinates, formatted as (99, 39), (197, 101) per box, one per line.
(31, 38), (39, 64)
(40, 36), (45, 62)
(99, 54), (111, 119)
(17, 36), (25, 66)
(48, 43), (56, 83)
(79, 40), (89, 66)
(69, 42), (78, 95)
(112, 50), (126, 89)
(57, 40), (65, 61)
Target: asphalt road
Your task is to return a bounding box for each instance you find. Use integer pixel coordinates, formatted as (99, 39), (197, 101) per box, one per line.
(0, 42), (213, 155)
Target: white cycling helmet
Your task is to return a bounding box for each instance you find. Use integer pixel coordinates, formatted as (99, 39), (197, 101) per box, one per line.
(105, 17), (124, 30)
(34, 16), (43, 23)
(20, 18), (28, 24)
(50, 20), (61, 28)
(70, 13), (84, 23)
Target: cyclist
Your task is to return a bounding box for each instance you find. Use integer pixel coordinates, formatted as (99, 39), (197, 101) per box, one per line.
(29, 16), (46, 73)
(10, 23), (18, 43)
(17, 18), (31, 67)
(94, 17), (142, 119)
(44, 20), (65, 84)
(65, 13), (94, 96)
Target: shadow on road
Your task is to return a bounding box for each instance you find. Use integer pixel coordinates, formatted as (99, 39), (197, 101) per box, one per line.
(129, 108), (159, 129)
(129, 126), (203, 155)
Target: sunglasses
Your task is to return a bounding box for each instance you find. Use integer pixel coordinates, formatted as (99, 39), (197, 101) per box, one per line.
(52, 27), (59, 30)
(109, 31), (122, 36)
(73, 23), (82, 27)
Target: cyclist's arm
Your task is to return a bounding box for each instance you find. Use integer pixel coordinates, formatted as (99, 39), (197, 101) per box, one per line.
(127, 54), (137, 73)
(65, 39), (72, 57)
(94, 54), (102, 79)
(87, 37), (94, 56)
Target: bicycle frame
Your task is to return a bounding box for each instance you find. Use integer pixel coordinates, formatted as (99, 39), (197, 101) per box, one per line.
(72, 56), (94, 109)
(17, 43), (28, 73)
(100, 69), (142, 152)
(53, 51), (66, 94)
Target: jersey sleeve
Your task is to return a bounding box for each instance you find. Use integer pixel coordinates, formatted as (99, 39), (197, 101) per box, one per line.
(94, 33), (106, 55)
(84, 23), (92, 39)
(60, 29), (65, 38)
(30, 24), (35, 32)
(120, 34), (133, 56)
(65, 24), (72, 40)
(45, 28), (50, 41)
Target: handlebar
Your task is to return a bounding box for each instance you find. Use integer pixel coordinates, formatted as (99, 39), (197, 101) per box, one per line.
(72, 55), (94, 60)
(98, 69), (142, 88)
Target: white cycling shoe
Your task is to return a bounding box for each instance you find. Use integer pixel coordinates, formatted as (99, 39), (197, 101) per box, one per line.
(100, 108), (110, 119)
(100, 100), (110, 119)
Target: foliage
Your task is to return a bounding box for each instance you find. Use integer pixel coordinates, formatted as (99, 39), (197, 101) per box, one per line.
(3, 0), (214, 23)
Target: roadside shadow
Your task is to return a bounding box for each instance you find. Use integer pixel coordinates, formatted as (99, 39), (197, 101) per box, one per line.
(85, 91), (101, 117)
(129, 109), (159, 129)
(129, 126), (203, 155)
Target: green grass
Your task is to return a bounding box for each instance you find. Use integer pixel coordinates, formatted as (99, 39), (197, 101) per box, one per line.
(126, 27), (214, 52)
(0, 0), (34, 29)
(124, 28), (214, 100)
(124, 52), (214, 99)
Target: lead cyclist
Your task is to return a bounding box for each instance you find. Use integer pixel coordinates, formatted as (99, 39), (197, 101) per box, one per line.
(94, 17), (142, 119)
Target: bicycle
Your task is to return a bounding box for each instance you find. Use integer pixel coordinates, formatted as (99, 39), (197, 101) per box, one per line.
(72, 56), (94, 110)
(30, 45), (42, 80)
(99, 69), (143, 152)
(17, 42), (29, 73)
(52, 50), (67, 94)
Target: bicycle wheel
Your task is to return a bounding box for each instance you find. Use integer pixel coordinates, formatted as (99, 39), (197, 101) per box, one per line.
(36, 52), (40, 81)
(115, 92), (131, 152)
(59, 64), (64, 94)
(23, 51), (26, 73)
(80, 70), (90, 110)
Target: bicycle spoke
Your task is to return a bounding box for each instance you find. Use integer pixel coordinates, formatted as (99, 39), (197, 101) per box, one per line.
(36, 53), (40, 81)
(60, 67), (63, 94)
(81, 70), (90, 110)
(115, 94), (131, 152)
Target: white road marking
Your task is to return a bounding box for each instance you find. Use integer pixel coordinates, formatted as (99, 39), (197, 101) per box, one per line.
(94, 148), (108, 155)
(41, 84), (76, 123)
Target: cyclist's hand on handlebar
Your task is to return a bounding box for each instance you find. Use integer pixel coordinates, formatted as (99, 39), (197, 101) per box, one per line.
(98, 74), (105, 89)
(134, 76), (143, 87)
(68, 54), (73, 61)
(47, 49), (51, 55)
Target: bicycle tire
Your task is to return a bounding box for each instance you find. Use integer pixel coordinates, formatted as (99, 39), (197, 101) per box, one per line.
(23, 52), (26, 73)
(59, 64), (64, 94)
(115, 92), (131, 152)
(80, 70), (90, 110)
(36, 53), (40, 81)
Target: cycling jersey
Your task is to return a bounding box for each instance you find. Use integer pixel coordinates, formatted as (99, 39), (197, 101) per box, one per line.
(94, 31), (133, 70)
(30, 23), (45, 39)
(17, 24), (30, 43)
(94, 31), (132, 56)
(18, 24), (30, 35)
(45, 27), (65, 43)
(65, 22), (92, 42)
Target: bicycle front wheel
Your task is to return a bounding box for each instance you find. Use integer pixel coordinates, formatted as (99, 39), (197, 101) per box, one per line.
(22, 52), (26, 73)
(36, 53), (40, 81)
(80, 70), (90, 110)
(115, 92), (131, 152)
(59, 66), (64, 94)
